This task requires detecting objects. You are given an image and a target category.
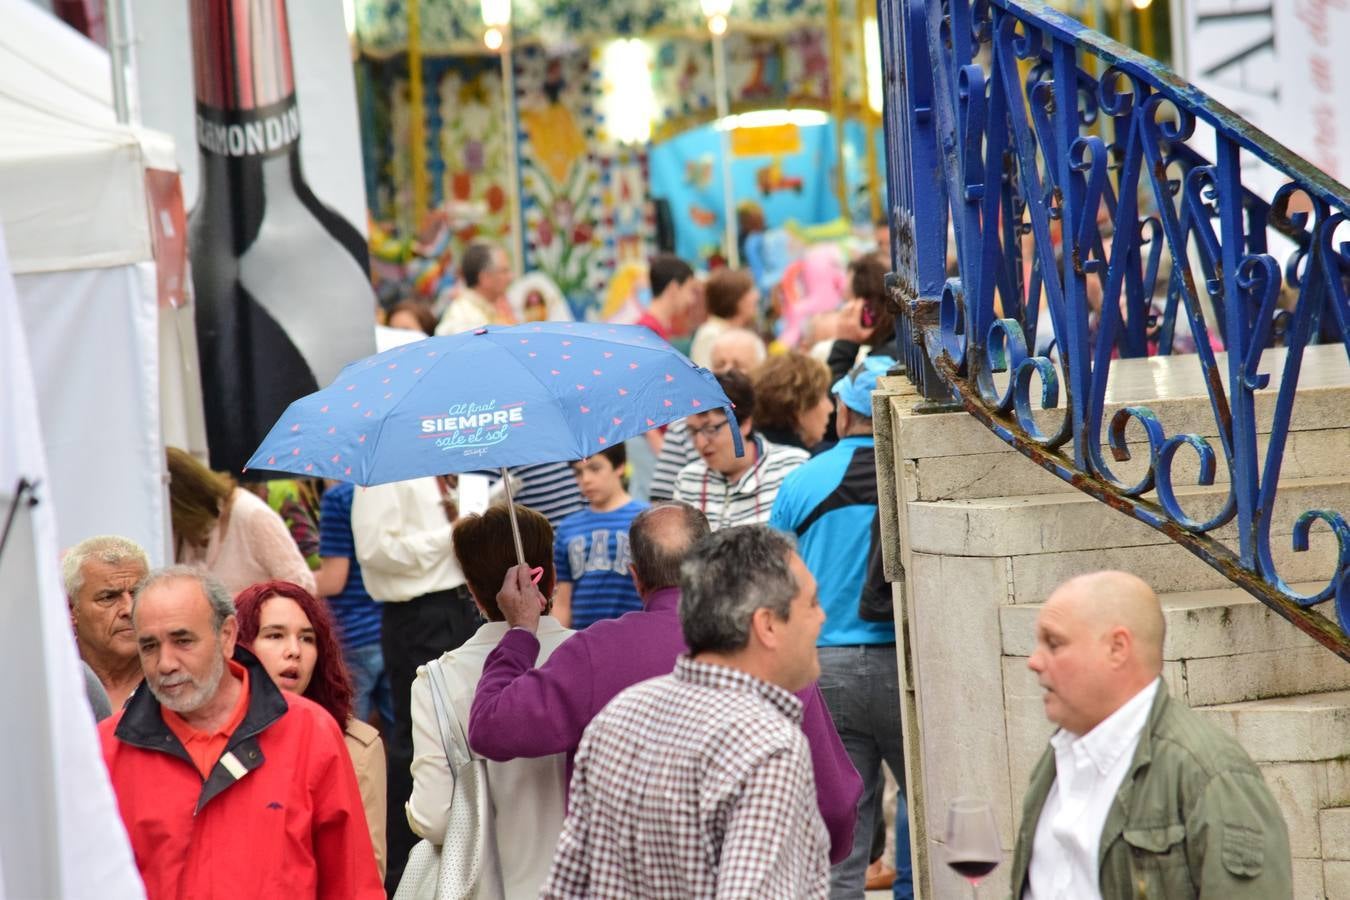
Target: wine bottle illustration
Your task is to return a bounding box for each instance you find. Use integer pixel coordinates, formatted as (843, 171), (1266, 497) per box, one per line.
(188, 0), (376, 475)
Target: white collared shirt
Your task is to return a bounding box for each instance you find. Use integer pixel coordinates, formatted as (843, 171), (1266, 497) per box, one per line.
(1025, 678), (1160, 900)
(350, 478), (464, 602)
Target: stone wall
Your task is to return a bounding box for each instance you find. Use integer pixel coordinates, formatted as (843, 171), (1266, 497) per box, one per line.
(874, 349), (1350, 899)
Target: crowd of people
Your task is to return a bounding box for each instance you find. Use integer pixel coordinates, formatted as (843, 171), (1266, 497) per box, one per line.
(66, 243), (1294, 898)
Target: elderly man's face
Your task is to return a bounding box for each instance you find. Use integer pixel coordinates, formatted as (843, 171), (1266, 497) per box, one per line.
(135, 579), (237, 715)
(71, 557), (147, 663)
(1027, 591), (1113, 736)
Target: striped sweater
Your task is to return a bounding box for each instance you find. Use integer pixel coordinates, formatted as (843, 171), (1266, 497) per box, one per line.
(672, 435), (808, 530)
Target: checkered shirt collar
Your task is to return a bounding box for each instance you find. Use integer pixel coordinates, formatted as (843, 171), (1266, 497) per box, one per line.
(673, 656), (804, 726)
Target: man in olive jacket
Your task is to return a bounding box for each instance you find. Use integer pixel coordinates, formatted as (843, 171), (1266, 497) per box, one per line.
(1009, 571), (1291, 899)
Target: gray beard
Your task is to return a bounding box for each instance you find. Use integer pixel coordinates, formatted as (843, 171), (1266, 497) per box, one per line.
(150, 651), (225, 715)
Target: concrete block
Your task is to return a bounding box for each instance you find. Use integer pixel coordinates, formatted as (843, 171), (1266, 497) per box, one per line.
(1295, 857), (1327, 899)
(1158, 584), (1334, 659)
(1327, 760), (1350, 809)
(908, 450), (1065, 502)
(1001, 658), (1055, 803)
(893, 405), (1021, 460)
(888, 343), (1349, 464)
(1198, 691), (1350, 762)
(1320, 807), (1350, 861)
(1007, 529), (1341, 605)
(905, 426), (1350, 502)
(908, 553), (1017, 845)
(901, 459), (920, 503)
(906, 477), (1350, 558)
(1262, 762), (1330, 858)
(1327, 860), (1350, 900)
(1184, 644), (1350, 706)
(1161, 660), (1187, 703)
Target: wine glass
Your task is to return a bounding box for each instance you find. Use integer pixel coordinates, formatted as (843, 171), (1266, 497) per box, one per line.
(945, 796), (1001, 897)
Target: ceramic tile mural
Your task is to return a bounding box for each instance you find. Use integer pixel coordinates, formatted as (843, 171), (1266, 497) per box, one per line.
(516, 45), (609, 314)
(352, 0), (840, 56)
(360, 47), (655, 319)
(354, 3), (873, 317)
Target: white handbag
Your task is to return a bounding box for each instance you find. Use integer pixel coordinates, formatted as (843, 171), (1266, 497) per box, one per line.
(394, 659), (505, 900)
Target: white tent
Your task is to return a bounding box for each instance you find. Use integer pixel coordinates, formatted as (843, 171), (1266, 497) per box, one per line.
(0, 227), (146, 899)
(0, 0), (205, 564)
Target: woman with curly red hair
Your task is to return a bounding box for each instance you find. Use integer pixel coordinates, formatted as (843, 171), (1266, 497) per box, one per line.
(234, 580), (387, 877)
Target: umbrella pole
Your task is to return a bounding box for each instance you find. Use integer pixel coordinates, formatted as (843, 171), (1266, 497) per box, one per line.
(499, 467), (528, 569)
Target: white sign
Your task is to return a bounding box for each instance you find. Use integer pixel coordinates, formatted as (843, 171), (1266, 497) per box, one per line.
(1180, 0), (1350, 190)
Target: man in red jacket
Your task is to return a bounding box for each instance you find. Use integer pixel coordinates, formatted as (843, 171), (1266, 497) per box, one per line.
(99, 566), (383, 899)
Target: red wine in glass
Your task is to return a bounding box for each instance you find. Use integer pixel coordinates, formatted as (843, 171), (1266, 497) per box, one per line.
(949, 858), (999, 883)
(945, 797), (1001, 895)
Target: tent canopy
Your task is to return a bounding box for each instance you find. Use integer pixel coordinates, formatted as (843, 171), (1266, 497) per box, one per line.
(0, 0), (175, 274)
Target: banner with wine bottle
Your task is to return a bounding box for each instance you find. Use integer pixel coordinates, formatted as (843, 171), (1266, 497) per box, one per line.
(186, 0), (377, 477)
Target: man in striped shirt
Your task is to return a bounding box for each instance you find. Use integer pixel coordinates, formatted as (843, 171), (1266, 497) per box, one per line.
(496, 461), (585, 528)
(673, 369), (808, 529)
(542, 525), (831, 898)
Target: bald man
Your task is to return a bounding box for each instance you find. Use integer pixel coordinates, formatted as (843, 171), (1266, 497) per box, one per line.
(1009, 572), (1290, 898)
(708, 327), (767, 375)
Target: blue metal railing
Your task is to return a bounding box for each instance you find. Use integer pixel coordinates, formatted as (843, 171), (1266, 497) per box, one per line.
(877, 0), (1350, 656)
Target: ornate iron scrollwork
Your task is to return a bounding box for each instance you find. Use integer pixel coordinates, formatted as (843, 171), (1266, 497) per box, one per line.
(879, 0), (1350, 656)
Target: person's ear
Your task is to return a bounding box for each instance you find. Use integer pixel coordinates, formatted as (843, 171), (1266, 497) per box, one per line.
(1107, 625), (1132, 667)
(629, 565), (646, 597)
(219, 614), (239, 658)
(749, 606), (780, 650)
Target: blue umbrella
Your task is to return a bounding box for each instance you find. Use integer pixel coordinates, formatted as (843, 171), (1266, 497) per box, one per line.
(246, 322), (742, 562)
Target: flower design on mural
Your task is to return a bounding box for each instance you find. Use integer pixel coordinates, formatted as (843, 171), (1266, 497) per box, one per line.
(518, 48), (605, 309)
(437, 67), (512, 249)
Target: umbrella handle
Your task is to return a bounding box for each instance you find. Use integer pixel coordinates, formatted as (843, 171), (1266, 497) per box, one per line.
(499, 467), (528, 569)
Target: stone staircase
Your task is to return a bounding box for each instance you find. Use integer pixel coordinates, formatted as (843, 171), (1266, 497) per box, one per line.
(874, 344), (1350, 898)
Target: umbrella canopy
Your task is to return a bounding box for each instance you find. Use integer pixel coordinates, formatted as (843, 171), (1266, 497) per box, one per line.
(246, 322), (741, 484)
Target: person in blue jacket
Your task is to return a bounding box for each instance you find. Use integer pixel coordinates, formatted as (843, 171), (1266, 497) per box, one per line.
(769, 355), (912, 899)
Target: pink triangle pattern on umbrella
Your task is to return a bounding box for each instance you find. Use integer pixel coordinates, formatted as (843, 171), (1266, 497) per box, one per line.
(245, 322), (742, 485)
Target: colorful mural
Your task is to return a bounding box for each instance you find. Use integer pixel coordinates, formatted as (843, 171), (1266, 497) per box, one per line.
(515, 46), (604, 312)
(354, 11), (878, 316)
(360, 46), (656, 319)
(351, 0), (854, 57)
(649, 117), (885, 269)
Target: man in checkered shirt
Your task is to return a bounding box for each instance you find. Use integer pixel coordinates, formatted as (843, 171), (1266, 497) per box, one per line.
(537, 524), (830, 898)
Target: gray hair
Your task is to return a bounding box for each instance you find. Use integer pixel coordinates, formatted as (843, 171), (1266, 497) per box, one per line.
(710, 327), (767, 367)
(132, 565), (236, 634)
(62, 535), (150, 606)
(630, 502), (710, 593)
(679, 525), (797, 654)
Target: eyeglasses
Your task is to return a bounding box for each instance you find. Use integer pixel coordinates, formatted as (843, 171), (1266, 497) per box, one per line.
(688, 419), (730, 441)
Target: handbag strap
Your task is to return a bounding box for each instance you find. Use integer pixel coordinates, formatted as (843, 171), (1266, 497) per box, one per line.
(424, 658), (472, 769)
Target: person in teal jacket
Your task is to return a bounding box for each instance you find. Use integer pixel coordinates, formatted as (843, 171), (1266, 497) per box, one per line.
(768, 355), (913, 897)
(1010, 570), (1291, 899)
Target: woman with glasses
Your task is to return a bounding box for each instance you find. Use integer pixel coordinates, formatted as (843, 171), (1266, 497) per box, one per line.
(672, 370), (809, 530)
